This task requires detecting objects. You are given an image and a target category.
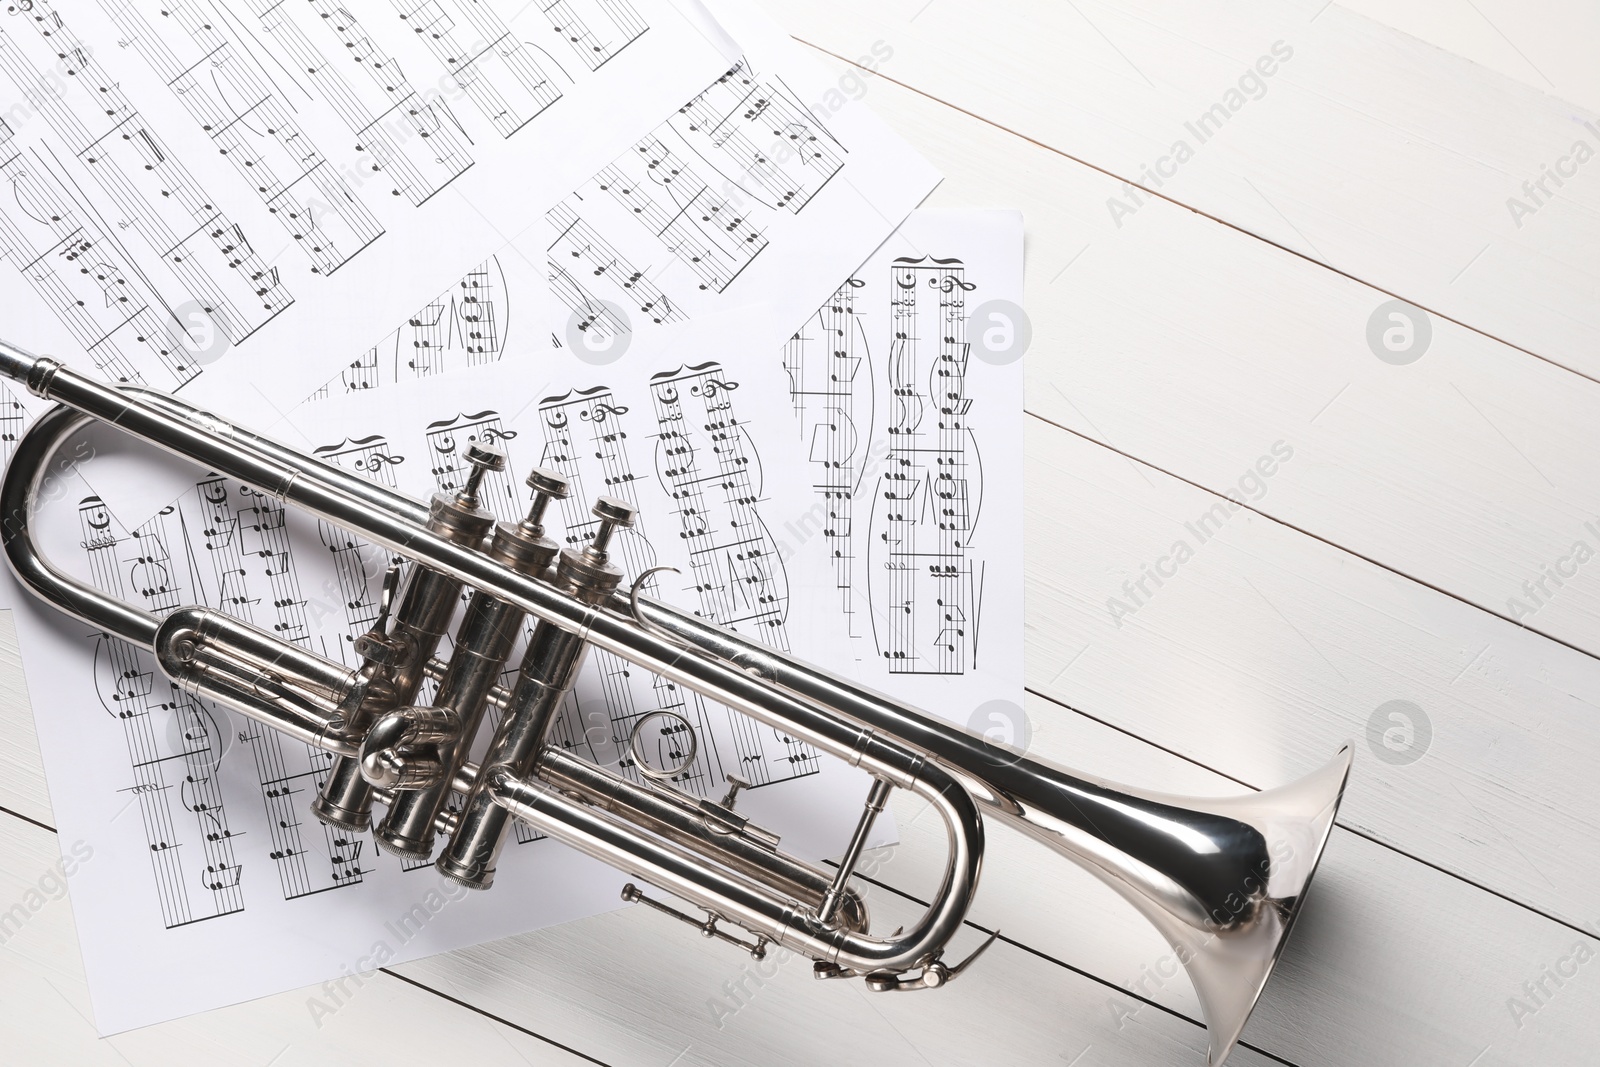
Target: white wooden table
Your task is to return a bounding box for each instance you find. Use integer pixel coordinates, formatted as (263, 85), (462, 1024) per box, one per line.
(4, 1), (1598, 1063)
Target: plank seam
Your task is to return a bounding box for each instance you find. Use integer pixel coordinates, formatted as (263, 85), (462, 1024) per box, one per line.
(1025, 684), (1600, 944)
(790, 37), (1600, 388)
(0, 801), (54, 835)
(824, 860), (1304, 1067)
(378, 968), (619, 1067)
(1022, 409), (1600, 663)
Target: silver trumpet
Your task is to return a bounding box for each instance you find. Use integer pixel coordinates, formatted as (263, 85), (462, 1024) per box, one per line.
(0, 340), (1352, 1065)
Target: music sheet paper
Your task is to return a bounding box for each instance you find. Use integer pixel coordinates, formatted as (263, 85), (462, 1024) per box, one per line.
(1, 291), (931, 1033)
(776, 210), (1027, 735)
(527, 0), (940, 355)
(6, 317), (892, 1034)
(0, 0), (738, 418)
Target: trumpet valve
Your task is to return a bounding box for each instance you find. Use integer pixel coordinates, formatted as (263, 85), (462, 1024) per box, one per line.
(585, 495), (636, 561)
(427, 442), (505, 544)
(359, 704), (462, 790)
(556, 496), (638, 603)
(487, 466), (571, 575)
(455, 441), (506, 507)
(523, 467), (570, 527)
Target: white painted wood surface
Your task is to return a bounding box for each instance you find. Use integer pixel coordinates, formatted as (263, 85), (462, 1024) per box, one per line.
(4, 2), (1598, 1064)
(767, 0), (1600, 378)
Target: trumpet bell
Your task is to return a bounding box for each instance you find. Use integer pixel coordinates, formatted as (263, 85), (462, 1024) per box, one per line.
(1059, 743), (1355, 1065)
(1186, 743), (1352, 1065)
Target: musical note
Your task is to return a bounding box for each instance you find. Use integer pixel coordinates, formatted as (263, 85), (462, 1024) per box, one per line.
(591, 136), (769, 293)
(546, 202), (679, 331)
(247, 0), (472, 205)
(96, 0), (386, 277)
(0, 152), (178, 387)
(540, 0), (647, 71)
(870, 257), (976, 675)
(782, 276), (867, 632)
(79, 496), (246, 927)
(313, 436), (402, 639)
(0, 2), (291, 345)
(670, 58), (844, 215)
(393, 0), (562, 137)
(303, 257), (511, 400)
(647, 362), (816, 783)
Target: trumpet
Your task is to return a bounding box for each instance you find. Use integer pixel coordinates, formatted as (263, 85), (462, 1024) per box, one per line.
(0, 340), (1351, 1065)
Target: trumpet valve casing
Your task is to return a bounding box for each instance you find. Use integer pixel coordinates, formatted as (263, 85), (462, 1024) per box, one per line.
(310, 444), (503, 832)
(372, 466), (570, 859)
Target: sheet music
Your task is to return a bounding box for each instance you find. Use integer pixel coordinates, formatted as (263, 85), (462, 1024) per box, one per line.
(778, 210), (1025, 720)
(528, 0), (940, 358)
(290, 336), (867, 794)
(305, 255), (514, 400)
(0, 0), (739, 418)
(3, 299), (888, 1036)
(289, 0), (941, 405)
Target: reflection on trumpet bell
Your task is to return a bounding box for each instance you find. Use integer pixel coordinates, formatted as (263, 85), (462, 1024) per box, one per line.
(1063, 745), (1355, 1066)
(0, 341), (1353, 1065)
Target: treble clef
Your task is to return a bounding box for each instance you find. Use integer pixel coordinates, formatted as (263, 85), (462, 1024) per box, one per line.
(357, 452), (405, 473)
(694, 378), (739, 398)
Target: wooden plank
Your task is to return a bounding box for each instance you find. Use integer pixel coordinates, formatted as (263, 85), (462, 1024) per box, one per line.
(1334, 0), (1600, 116)
(1018, 416), (1600, 928)
(874, 692), (1600, 1065)
(0, 817), (597, 1066)
(394, 851), (1281, 1067)
(784, 50), (1600, 662)
(759, 0), (1600, 376)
